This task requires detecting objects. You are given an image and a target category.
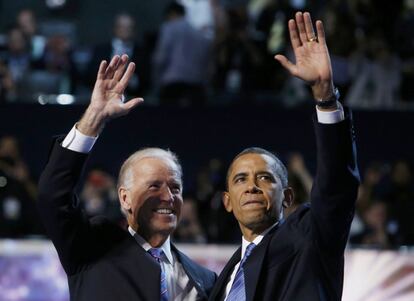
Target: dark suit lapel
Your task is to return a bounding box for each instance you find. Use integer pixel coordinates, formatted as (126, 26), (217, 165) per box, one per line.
(172, 244), (208, 300)
(244, 227), (276, 301)
(208, 246), (242, 301)
(113, 235), (161, 301)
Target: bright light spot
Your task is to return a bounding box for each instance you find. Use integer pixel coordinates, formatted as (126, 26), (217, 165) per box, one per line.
(46, 0), (66, 8)
(56, 94), (75, 105)
(37, 95), (48, 105)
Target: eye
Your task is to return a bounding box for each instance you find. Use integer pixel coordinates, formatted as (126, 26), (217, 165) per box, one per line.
(258, 174), (272, 181)
(170, 185), (181, 194)
(148, 183), (161, 190)
(234, 176), (245, 184)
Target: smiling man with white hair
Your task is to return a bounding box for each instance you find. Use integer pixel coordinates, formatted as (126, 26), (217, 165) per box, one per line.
(38, 54), (216, 301)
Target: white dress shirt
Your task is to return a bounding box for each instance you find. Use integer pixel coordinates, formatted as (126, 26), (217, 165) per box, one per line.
(128, 227), (199, 301)
(223, 222), (279, 300)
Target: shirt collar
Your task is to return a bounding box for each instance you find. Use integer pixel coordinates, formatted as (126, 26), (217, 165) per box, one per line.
(128, 226), (174, 265)
(241, 222), (279, 259)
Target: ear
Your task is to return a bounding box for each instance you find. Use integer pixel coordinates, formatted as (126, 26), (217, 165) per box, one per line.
(282, 187), (294, 208)
(222, 191), (233, 213)
(118, 187), (132, 213)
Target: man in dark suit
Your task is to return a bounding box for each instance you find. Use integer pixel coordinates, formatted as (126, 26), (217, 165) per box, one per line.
(87, 13), (150, 96)
(38, 54), (216, 300)
(209, 12), (360, 301)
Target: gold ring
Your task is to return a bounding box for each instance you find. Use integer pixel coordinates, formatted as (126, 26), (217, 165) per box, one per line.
(308, 36), (318, 42)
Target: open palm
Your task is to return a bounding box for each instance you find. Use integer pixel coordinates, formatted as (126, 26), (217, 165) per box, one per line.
(275, 12), (333, 99)
(90, 54), (143, 121)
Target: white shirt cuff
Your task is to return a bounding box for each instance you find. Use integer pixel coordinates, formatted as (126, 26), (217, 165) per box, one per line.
(316, 102), (345, 124)
(61, 124), (98, 153)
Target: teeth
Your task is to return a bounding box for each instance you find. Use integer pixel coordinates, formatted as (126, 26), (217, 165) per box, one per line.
(155, 209), (173, 214)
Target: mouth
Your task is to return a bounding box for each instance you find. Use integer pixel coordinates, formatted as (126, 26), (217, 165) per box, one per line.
(242, 200), (265, 207)
(153, 208), (175, 215)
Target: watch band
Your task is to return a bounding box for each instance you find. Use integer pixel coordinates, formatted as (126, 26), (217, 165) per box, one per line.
(315, 87), (340, 108)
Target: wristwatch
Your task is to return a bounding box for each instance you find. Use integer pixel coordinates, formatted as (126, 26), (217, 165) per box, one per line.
(315, 87), (340, 108)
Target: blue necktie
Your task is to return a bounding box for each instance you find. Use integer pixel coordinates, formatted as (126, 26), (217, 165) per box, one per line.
(226, 243), (256, 301)
(148, 248), (169, 301)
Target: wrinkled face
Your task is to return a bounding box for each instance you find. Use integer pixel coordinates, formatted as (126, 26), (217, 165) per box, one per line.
(120, 157), (183, 239)
(223, 153), (286, 236)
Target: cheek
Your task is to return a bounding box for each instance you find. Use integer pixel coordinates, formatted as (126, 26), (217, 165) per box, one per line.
(130, 194), (148, 215)
(175, 198), (183, 215)
(266, 189), (283, 209)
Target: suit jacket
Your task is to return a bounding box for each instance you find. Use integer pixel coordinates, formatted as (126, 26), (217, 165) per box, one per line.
(38, 140), (216, 301)
(209, 112), (360, 301)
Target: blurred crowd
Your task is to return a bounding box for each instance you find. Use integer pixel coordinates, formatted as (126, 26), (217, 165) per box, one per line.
(1, 134), (413, 249)
(0, 0), (414, 108)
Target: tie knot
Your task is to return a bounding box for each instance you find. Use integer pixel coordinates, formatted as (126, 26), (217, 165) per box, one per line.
(148, 248), (163, 261)
(241, 243), (256, 266)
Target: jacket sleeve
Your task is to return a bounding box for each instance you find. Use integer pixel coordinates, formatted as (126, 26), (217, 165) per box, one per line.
(310, 109), (360, 255)
(38, 137), (98, 275)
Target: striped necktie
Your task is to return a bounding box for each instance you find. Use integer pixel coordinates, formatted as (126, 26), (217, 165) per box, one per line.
(148, 248), (169, 301)
(226, 243), (256, 301)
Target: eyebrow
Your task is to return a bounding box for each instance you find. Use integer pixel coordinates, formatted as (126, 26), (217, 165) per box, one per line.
(232, 172), (248, 181)
(232, 171), (276, 180)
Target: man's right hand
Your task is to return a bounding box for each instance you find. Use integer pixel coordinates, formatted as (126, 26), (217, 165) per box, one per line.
(78, 54), (144, 136)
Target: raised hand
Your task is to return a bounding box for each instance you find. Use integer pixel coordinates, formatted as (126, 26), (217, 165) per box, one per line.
(275, 12), (334, 100)
(78, 54), (144, 136)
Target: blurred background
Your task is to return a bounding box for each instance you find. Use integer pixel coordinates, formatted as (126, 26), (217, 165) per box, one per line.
(0, 0), (413, 300)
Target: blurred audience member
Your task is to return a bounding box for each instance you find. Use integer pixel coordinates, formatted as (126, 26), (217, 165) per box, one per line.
(380, 160), (414, 245)
(34, 33), (77, 94)
(350, 200), (400, 248)
(80, 168), (124, 225)
(284, 152), (313, 217)
(1, 27), (32, 101)
(194, 157), (240, 243)
(88, 13), (150, 96)
(0, 59), (14, 103)
(16, 9), (47, 61)
(174, 196), (207, 243)
(212, 5), (263, 104)
(153, 2), (211, 106)
(254, 0), (295, 92)
(321, 2), (357, 99)
(396, 0), (414, 103)
(346, 32), (401, 109)
(0, 135), (40, 237)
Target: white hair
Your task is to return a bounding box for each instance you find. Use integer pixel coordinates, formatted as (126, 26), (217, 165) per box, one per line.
(117, 148), (182, 217)
(118, 147), (182, 190)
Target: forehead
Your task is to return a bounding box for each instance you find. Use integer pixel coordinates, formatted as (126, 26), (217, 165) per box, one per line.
(231, 153), (276, 175)
(132, 157), (181, 181)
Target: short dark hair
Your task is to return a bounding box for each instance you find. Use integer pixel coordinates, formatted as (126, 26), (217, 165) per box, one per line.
(226, 147), (288, 190)
(165, 2), (186, 17)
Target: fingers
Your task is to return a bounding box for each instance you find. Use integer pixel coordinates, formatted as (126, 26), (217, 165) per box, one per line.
(289, 12), (320, 48)
(97, 60), (108, 80)
(316, 20), (326, 45)
(274, 54), (297, 76)
(104, 55), (121, 79)
(117, 62), (136, 92)
(113, 54), (129, 82)
(288, 19), (301, 49)
(295, 12), (308, 45)
(303, 12), (316, 41)
(122, 97), (144, 111)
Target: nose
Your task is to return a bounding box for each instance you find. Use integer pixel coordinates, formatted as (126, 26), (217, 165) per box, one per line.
(160, 185), (174, 202)
(246, 178), (261, 194)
